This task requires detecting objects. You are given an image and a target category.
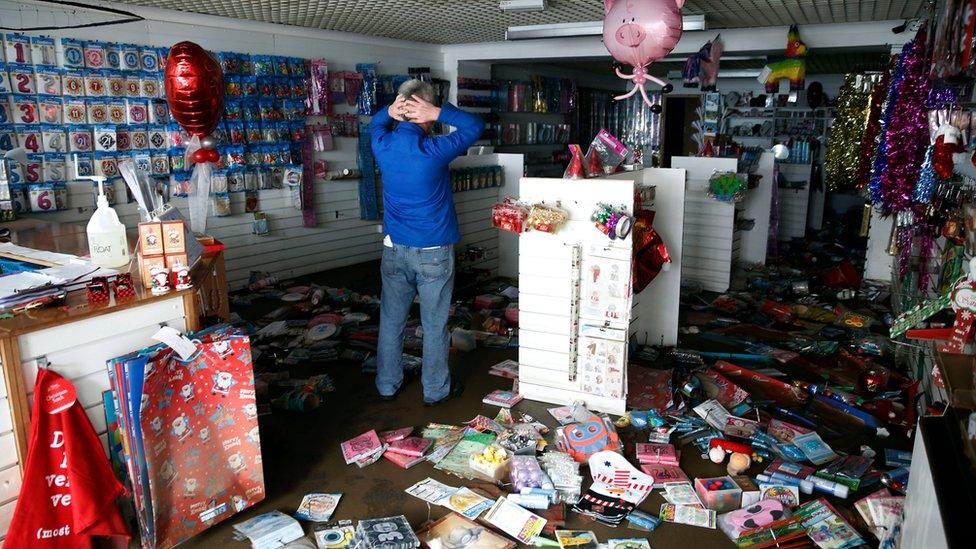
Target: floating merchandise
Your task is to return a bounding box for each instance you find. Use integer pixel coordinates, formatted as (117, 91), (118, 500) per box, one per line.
(416, 513), (515, 549)
(295, 493), (343, 522)
(233, 511), (305, 549)
(350, 515), (420, 549)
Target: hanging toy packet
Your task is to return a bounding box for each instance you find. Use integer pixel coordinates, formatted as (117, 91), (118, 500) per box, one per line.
(584, 129), (629, 177)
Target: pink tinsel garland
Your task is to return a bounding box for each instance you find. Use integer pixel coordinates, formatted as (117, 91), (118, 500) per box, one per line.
(878, 31), (932, 215)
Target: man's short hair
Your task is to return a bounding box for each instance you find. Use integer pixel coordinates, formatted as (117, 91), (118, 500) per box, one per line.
(397, 79), (435, 103)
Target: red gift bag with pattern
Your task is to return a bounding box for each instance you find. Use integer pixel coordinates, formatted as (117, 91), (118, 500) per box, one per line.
(138, 329), (264, 548)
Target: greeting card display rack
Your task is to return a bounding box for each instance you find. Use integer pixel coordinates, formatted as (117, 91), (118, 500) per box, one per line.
(517, 168), (685, 415)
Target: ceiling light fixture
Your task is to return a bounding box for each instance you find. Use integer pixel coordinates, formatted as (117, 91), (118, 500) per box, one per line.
(499, 0), (548, 13)
(506, 15), (705, 40)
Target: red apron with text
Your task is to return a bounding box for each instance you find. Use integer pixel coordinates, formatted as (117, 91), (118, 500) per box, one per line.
(6, 369), (129, 548)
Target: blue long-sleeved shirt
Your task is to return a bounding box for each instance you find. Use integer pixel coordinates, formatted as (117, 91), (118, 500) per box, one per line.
(370, 103), (485, 247)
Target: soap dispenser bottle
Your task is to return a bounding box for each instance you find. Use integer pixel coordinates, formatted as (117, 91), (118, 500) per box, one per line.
(87, 178), (130, 268)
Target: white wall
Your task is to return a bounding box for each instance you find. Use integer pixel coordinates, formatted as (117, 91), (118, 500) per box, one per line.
(0, 0), (445, 288)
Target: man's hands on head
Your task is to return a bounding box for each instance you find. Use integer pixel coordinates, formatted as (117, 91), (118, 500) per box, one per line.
(403, 95), (441, 124)
(388, 95), (409, 121)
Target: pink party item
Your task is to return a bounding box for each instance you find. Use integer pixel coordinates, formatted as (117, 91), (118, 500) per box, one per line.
(340, 430), (382, 464)
(386, 437), (432, 458)
(602, 0), (684, 108)
(636, 442), (678, 465)
(718, 499), (789, 540)
(379, 427), (413, 443)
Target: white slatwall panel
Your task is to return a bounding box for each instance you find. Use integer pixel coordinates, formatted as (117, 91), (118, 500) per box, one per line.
(628, 168), (686, 348)
(672, 157), (739, 293)
(0, 296), (187, 541)
(777, 163), (812, 241)
(450, 154), (524, 278)
(737, 153), (775, 265)
(0, 3), (445, 289)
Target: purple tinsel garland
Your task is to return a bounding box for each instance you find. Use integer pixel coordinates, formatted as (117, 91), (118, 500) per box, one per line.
(876, 31), (931, 215)
(897, 225), (913, 278)
(917, 230), (934, 291)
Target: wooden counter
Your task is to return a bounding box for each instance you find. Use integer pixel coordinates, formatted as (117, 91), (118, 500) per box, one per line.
(0, 219), (231, 537)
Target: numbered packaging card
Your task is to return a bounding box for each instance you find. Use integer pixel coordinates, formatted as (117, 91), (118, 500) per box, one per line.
(0, 129), (16, 153)
(84, 40), (106, 69)
(60, 38), (85, 67)
(125, 75), (141, 97)
(87, 99), (109, 124)
(8, 64), (35, 94)
(10, 96), (38, 125)
(107, 99), (126, 125)
(64, 97), (87, 124)
(107, 71), (125, 97)
(38, 98), (62, 124)
(73, 153), (94, 177)
(23, 153), (43, 183)
(121, 43), (140, 71)
(106, 43), (121, 69)
(0, 102), (10, 125)
(62, 70), (84, 95)
(580, 253), (631, 324)
(0, 66), (9, 94)
(126, 99), (148, 124)
(36, 68), (62, 95)
(4, 33), (32, 64)
(16, 126), (42, 153)
(577, 324), (626, 399)
(140, 72), (160, 98)
(43, 154), (66, 181)
(85, 71), (108, 96)
(28, 183), (58, 212)
(94, 125), (117, 152)
(68, 127), (93, 152)
(94, 152), (119, 178)
(31, 35), (56, 66)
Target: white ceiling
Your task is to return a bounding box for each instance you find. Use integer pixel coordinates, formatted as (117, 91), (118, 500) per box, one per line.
(114, 0), (927, 44)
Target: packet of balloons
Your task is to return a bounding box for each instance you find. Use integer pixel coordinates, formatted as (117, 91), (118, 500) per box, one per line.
(492, 198), (530, 233)
(583, 129), (629, 177)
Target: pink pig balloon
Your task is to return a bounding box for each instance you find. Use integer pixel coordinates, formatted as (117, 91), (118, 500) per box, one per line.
(603, 0), (685, 108)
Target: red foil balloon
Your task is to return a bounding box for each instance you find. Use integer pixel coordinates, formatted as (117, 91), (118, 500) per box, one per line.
(164, 41), (224, 138)
(190, 148), (211, 164)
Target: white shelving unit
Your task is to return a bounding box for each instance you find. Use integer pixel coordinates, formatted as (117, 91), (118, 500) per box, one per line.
(450, 153), (524, 278)
(777, 162), (812, 241)
(516, 168), (685, 414)
(672, 156), (739, 292)
(738, 152), (776, 265)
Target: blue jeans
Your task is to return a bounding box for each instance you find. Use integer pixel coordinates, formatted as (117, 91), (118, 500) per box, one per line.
(377, 243), (454, 402)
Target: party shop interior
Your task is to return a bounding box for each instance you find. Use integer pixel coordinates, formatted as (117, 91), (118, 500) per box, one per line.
(0, 0), (973, 548)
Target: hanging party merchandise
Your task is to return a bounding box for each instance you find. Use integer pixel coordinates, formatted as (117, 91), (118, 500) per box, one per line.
(578, 325), (627, 399)
(706, 171), (747, 203)
(602, 0), (683, 108)
(581, 252), (631, 323)
(583, 129), (629, 177)
(492, 198), (530, 233)
(526, 203), (569, 233)
(591, 203), (633, 240)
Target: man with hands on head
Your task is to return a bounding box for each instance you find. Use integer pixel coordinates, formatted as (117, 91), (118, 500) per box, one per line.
(369, 79), (485, 406)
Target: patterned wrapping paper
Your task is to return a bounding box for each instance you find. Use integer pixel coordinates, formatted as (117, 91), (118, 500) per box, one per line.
(107, 324), (264, 549)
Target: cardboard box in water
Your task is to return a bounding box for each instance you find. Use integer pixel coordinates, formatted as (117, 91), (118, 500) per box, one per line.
(936, 351), (976, 410)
